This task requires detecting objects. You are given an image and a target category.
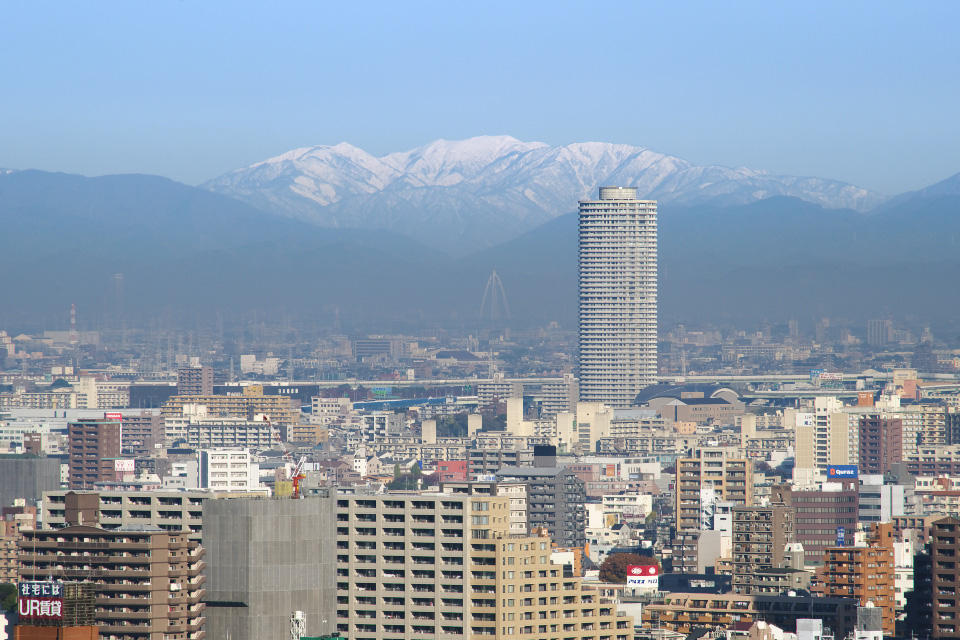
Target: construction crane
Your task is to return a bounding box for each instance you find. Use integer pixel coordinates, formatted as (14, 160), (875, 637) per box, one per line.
(262, 415), (307, 498)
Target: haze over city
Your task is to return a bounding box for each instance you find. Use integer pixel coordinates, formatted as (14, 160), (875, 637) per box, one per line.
(4, 4), (960, 640)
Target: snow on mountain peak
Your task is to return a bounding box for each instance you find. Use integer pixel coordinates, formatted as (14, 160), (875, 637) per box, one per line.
(202, 136), (886, 249)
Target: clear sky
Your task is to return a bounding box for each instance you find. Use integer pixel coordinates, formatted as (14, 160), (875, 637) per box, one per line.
(1, 1), (958, 194)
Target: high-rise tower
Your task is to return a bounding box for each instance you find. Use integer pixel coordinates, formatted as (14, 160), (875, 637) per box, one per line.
(578, 186), (657, 406)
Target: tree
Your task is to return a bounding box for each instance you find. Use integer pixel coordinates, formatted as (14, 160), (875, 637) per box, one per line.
(394, 464), (401, 479)
(598, 553), (659, 584)
(0, 582), (16, 612)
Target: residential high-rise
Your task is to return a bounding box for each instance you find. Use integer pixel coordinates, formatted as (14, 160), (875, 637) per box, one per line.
(334, 490), (631, 640)
(67, 418), (122, 490)
(578, 187), (657, 407)
(177, 365), (214, 396)
(731, 505), (795, 594)
(859, 416), (903, 475)
(675, 448), (753, 532)
(822, 523), (896, 636)
(18, 524), (205, 640)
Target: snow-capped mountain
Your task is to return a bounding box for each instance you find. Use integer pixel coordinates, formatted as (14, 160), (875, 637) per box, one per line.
(203, 136), (885, 249)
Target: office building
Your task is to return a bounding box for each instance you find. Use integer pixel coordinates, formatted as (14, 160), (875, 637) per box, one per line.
(859, 416), (903, 475)
(177, 365), (213, 397)
(578, 187), (657, 407)
(203, 495), (337, 640)
(335, 491), (631, 640)
(784, 483), (859, 566)
(675, 448), (753, 532)
(18, 523), (205, 640)
(67, 418), (122, 490)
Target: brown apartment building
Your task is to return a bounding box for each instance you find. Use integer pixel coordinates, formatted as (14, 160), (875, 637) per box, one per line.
(731, 505), (796, 595)
(821, 523), (896, 636)
(859, 417), (903, 475)
(68, 418), (121, 490)
(18, 522), (206, 640)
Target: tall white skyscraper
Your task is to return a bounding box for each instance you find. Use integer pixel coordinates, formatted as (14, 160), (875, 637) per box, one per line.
(578, 186), (657, 407)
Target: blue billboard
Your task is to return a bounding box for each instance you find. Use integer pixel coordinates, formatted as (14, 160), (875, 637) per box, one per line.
(827, 465), (858, 479)
(836, 527), (845, 547)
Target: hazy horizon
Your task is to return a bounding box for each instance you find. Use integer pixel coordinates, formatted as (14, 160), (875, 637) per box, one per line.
(2, 2), (959, 193)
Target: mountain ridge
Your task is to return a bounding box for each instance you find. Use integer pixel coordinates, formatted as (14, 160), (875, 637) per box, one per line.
(202, 135), (887, 251)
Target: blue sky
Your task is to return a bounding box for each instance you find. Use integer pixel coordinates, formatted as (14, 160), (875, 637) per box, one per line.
(1, 1), (958, 194)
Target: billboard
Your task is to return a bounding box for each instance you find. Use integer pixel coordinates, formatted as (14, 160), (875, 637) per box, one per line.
(626, 565), (660, 590)
(810, 368), (826, 382)
(796, 413), (814, 428)
(819, 372), (844, 381)
(827, 465), (858, 479)
(114, 459), (135, 472)
(18, 581), (63, 620)
(836, 527), (845, 547)
(104, 412), (122, 422)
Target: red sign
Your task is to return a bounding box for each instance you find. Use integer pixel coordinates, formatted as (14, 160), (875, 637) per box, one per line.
(18, 582), (64, 620)
(105, 412), (122, 422)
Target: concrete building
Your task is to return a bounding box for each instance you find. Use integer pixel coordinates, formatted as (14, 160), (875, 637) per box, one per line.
(784, 483), (859, 566)
(67, 418), (121, 490)
(675, 448), (753, 532)
(578, 187), (657, 407)
(177, 366), (213, 397)
(858, 475), (905, 524)
(0, 455), (62, 506)
(119, 411), (164, 457)
(18, 523), (205, 640)
(822, 523), (896, 636)
(859, 416), (903, 475)
(468, 448), (533, 480)
(42, 489), (268, 540)
(732, 505), (796, 595)
(334, 491), (631, 640)
(202, 495), (337, 640)
(495, 466), (587, 547)
(908, 516), (960, 639)
(794, 397), (855, 472)
(198, 449), (260, 491)
(641, 592), (857, 638)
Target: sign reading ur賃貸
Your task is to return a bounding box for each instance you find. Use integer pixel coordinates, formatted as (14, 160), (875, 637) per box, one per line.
(18, 581), (64, 620)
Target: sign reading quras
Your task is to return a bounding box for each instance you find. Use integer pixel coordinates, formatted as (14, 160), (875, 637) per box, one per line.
(827, 465), (858, 479)
(19, 581), (64, 620)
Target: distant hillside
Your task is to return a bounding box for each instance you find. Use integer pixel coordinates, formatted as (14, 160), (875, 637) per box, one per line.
(2, 170), (960, 332)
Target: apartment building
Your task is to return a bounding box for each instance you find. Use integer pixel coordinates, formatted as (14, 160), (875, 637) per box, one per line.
(495, 466), (587, 547)
(641, 593), (857, 638)
(161, 391), (299, 429)
(731, 505), (795, 595)
(18, 524), (206, 640)
(908, 516), (960, 639)
(859, 416), (904, 475)
(822, 523), (896, 636)
(68, 417), (121, 489)
(469, 448), (534, 480)
(334, 491), (632, 640)
(177, 366), (213, 397)
(198, 448), (260, 491)
(120, 411), (165, 457)
(675, 448), (753, 532)
(42, 489), (267, 540)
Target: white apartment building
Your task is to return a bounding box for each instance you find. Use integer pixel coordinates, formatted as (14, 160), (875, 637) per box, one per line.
(198, 448), (260, 491)
(578, 187), (657, 407)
